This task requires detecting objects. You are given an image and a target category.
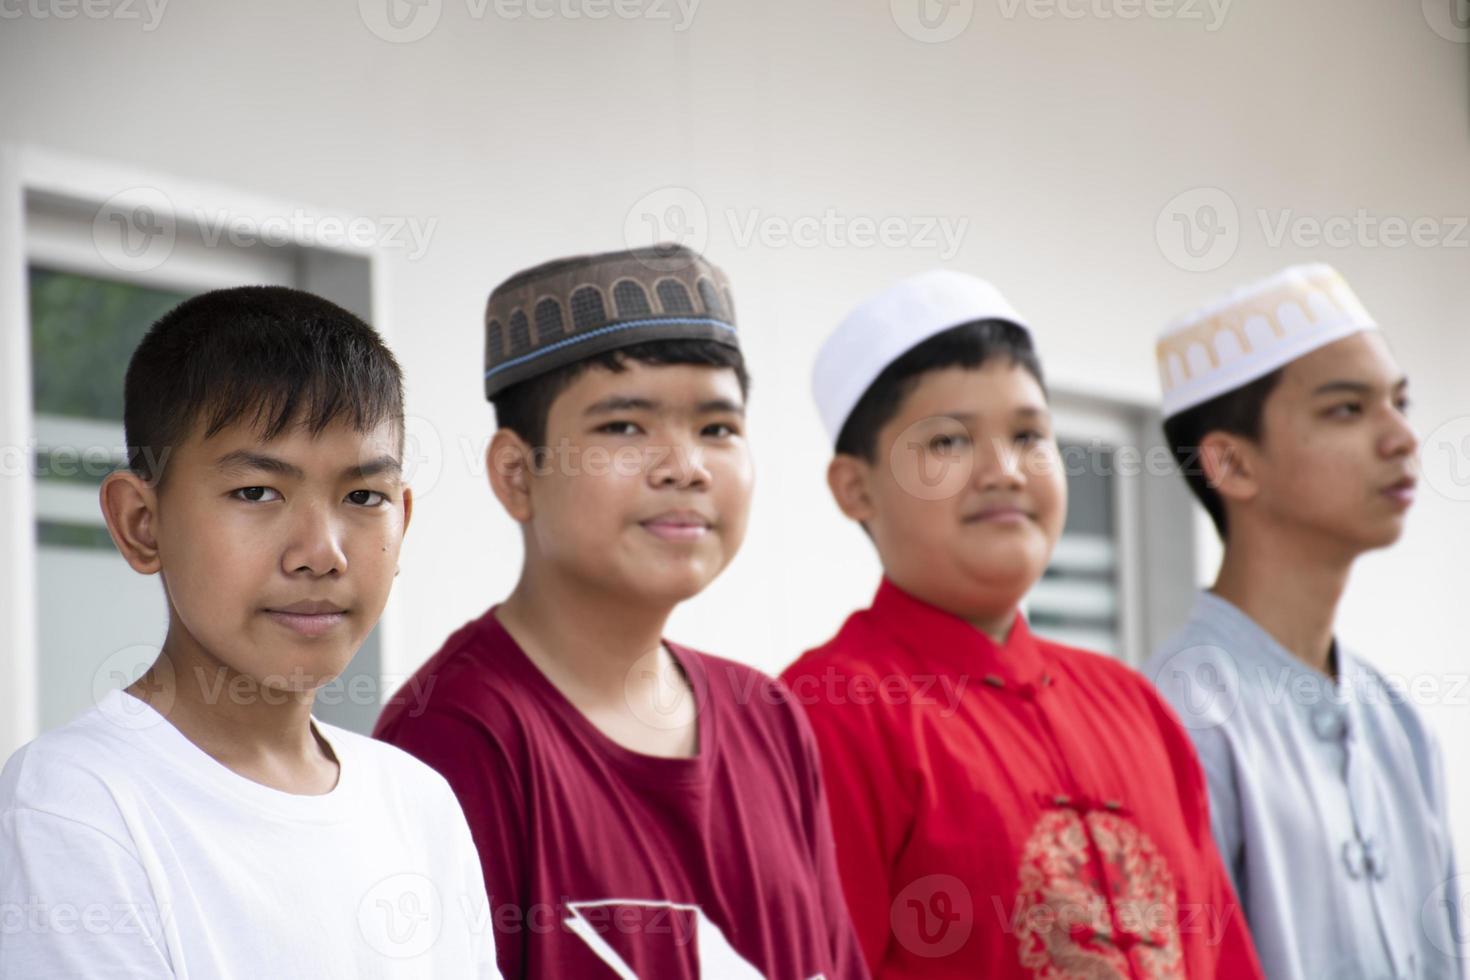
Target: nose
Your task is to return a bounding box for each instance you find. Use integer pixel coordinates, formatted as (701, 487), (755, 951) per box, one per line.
(281, 501), (347, 577)
(1381, 403), (1419, 462)
(648, 432), (712, 491)
(973, 434), (1025, 493)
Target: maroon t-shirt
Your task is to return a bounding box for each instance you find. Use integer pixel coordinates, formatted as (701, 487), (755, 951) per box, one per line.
(373, 606), (867, 980)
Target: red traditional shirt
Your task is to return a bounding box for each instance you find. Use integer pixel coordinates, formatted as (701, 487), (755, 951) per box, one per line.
(780, 579), (1262, 980)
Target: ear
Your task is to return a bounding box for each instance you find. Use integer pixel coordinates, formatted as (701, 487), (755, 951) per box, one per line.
(99, 470), (163, 575)
(400, 485), (414, 536)
(1198, 431), (1260, 505)
(486, 428), (535, 524)
(826, 454), (877, 524)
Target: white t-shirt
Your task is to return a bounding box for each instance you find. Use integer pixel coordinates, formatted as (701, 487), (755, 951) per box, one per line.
(0, 688), (501, 979)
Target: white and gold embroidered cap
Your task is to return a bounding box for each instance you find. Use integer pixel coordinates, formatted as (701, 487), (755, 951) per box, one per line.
(813, 269), (1031, 445)
(1157, 263), (1378, 419)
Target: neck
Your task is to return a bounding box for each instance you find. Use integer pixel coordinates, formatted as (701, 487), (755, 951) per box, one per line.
(497, 558), (674, 697)
(1211, 518), (1354, 676)
(967, 607), (1018, 646)
(126, 617), (337, 791)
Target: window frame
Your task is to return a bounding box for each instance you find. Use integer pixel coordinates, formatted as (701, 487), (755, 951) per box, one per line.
(1042, 387), (1201, 665)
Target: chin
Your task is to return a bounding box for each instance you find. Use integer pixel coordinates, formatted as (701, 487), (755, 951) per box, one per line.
(957, 543), (1044, 581)
(260, 677), (334, 696)
(237, 648), (353, 693)
(1314, 509), (1404, 553)
(1357, 523), (1406, 552)
(616, 563), (715, 605)
(648, 576), (714, 605)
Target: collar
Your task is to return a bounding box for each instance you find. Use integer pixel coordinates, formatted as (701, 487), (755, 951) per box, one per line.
(1192, 590), (1369, 743)
(865, 577), (1050, 690)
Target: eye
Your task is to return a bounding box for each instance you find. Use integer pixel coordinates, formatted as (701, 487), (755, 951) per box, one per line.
(1394, 396), (1412, 414)
(1326, 402), (1364, 419)
(703, 422), (739, 439)
(231, 486), (281, 503)
(1015, 429), (1046, 446)
(929, 433), (970, 453)
(597, 421), (642, 436)
(347, 490), (389, 507)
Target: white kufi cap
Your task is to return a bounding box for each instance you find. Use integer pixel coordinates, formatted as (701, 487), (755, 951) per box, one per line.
(1157, 263), (1378, 419)
(812, 269), (1032, 445)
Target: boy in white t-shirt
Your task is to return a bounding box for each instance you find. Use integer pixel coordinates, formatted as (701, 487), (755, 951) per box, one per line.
(0, 287), (500, 978)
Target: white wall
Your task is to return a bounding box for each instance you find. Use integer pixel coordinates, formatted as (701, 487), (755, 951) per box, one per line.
(3, 0), (1467, 846)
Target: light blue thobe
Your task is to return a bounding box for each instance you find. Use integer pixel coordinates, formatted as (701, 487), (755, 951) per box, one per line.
(1145, 591), (1463, 980)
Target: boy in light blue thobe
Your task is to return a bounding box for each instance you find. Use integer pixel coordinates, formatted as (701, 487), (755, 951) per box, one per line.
(1144, 264), (1462, 980)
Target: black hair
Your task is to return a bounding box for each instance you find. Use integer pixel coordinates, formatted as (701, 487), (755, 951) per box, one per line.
(490, 338), (749, 449)
(1161, 368), (1284, 539)
(835, 319), (1044, 462)
(123, 285), (404, 486)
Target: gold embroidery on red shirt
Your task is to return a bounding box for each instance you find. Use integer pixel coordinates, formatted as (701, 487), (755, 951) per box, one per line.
(1015, 809), (1185, 978)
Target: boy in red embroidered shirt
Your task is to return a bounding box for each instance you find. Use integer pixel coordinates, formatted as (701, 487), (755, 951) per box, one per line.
(374, 245), (866, 979)
(782, 270), (1263, 979)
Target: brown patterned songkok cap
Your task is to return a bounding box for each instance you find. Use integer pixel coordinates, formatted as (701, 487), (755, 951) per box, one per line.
(483, 243), (739, 399)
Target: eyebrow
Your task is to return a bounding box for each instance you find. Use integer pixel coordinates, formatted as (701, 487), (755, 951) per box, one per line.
(584, 396), (746, 417)
(935, 406), (1049, 422)
(213, 450), (402, 481)
(1311, 377), (1409, 397)
(347, 455), (404, 480)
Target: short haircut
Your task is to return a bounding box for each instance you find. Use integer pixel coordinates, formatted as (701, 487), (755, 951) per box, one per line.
(123, 285), (404, 486)
(490, 338), (750, 449)
(835, 319), (1045, 462)
(1161, 368), (1284, 539)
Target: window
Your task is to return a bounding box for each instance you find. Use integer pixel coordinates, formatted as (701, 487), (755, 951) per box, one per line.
(1025, 391), (1199, 664)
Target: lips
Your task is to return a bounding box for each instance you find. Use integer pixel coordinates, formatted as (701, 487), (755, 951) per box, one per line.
(263, 599), (349, 638)
(1382, 477), (1417, 510)
(640, 510), (714, 542)
(962, 504), (1032, 525)
(269, 599), (347, 615)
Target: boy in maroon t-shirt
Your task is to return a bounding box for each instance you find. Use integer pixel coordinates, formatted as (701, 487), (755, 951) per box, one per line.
(374, 245), (865, 979)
